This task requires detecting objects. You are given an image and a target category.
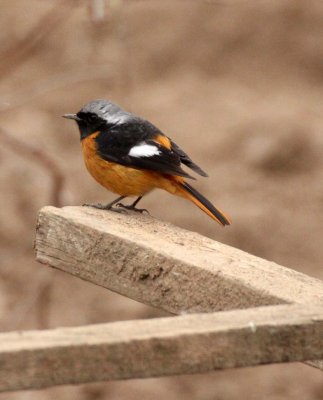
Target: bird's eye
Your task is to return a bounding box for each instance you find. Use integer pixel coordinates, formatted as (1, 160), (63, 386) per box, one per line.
(82, 113), (99, 124)
(77, 112), (101, 125)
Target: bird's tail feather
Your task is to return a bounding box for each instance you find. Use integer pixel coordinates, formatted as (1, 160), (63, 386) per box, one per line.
(175, 181), (231, 226)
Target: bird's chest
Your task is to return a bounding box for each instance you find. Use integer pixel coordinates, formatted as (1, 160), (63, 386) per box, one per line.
(81, 133), (156, 196)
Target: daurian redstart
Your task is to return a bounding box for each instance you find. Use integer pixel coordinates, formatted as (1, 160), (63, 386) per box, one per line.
(63, 99), (231, 226)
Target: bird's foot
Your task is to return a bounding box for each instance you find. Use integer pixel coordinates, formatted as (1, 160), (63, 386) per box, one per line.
(116, 203), (150, 214)
(82, 203), (127, 214)
(83, 202), (109, 210)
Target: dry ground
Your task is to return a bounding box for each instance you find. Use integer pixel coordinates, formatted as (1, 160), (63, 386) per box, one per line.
(0, 1), (322, 399)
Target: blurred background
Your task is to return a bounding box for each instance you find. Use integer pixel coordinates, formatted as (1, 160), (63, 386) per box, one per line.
(1, 0), (323, 399)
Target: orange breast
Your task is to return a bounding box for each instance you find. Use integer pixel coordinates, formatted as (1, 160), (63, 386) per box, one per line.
(81, 132), (161, 196)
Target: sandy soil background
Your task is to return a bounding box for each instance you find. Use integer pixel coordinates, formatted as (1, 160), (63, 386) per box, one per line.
(0, 0), (323, 399)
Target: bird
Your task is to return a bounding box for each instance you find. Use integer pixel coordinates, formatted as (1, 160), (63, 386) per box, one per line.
(63, 99), (231, 226)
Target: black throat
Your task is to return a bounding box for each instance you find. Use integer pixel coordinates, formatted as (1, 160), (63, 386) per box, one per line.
(77, 122), (95, 140)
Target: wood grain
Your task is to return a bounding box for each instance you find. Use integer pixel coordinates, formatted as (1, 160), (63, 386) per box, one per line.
(1, 304), (322, 392)
(35, 206), (323, 313)
(34, 206), (323, 373)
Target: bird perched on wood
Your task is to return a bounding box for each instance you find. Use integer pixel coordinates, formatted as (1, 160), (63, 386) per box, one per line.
(63, 99), (231, 226)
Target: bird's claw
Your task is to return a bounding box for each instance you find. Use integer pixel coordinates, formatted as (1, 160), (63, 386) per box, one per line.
(116, 203), (149, 214)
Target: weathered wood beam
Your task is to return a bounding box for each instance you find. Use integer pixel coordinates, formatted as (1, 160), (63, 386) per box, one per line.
(0, 304), (322, 392)
(35, 206), (323, 371)
(35, 206), (323, 313)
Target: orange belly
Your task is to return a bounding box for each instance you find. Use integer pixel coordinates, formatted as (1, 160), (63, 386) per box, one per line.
(81, 132), (163, 196)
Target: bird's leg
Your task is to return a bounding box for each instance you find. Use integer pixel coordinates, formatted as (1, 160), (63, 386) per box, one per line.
(117, 196), (149, 214)
(83, 195), (127, 213)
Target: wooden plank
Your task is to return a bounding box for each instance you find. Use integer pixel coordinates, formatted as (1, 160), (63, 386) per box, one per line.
(0, 304), (322, 392)
(35, 206), (323, 312)
(35, 206), (323, 371)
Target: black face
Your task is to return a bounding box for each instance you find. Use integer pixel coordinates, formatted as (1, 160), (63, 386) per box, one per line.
(76, 112), (107, 140)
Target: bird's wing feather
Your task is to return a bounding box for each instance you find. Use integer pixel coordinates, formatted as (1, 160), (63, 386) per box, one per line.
(95, 122), (195, 179)
(126, 140), (195, 179)
(170, 139), (208, 177)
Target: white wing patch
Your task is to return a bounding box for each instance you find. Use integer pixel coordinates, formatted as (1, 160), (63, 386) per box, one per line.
(129, 142), (161, 158)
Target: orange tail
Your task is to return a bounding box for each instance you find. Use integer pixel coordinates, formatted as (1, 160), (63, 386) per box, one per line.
(175, 180), (231, 226)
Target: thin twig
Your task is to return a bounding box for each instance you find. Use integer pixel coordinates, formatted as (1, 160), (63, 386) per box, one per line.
(0, 128), (64, 207)
(0, 0), (77, 78)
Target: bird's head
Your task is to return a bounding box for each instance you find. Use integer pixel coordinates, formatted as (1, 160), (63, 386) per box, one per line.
(63, 99), (131, 140)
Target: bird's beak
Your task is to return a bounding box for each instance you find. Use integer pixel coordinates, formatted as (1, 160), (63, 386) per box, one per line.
(62, 113), (81, 121)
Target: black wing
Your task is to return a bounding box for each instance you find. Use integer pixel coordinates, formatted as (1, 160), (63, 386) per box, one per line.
(170, 139), (208, 177)
(95, 120), (195, 179)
